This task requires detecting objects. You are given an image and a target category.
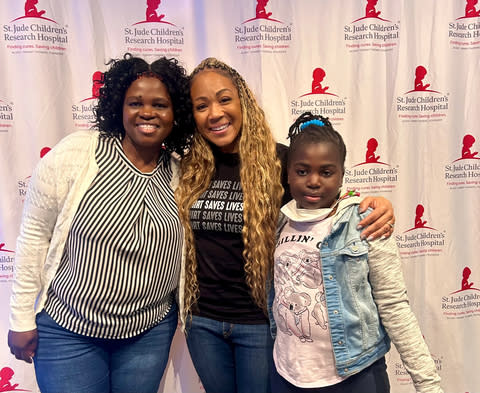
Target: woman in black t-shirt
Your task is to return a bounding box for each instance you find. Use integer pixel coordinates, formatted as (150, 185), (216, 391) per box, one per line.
(175, 57), (395, 393)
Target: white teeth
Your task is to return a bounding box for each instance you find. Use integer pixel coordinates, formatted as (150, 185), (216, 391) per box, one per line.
(137, 124), (157, 131)
(211, 123), (229, 131)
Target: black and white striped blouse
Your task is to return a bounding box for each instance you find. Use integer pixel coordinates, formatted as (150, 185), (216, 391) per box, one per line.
(44, 136), (182, 339)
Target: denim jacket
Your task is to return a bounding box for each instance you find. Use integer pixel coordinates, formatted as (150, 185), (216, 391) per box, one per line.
(268, 197), (443, 392)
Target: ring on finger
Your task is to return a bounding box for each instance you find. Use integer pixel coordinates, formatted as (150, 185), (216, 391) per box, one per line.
(388, 222), (394, 229)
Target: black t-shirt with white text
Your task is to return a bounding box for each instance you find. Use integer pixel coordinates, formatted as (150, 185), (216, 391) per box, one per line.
(190, 144), (289, 324)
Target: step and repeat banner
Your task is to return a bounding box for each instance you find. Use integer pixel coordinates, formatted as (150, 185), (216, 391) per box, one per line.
(0, 1), (479, 392)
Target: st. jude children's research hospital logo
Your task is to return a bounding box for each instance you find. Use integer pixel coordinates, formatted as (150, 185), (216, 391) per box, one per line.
(442, 266), (480, 320)
(445, 134), (480, 189)
(3, 0), (68, 55)
(343, 138), (399, 194)
(344, 0), (400, 52)
(396, 65), (449, 122)
(395, 204), (446, 259)
(449, 0), (480, 49)
(290, 67), (346, 125)
(124, 0), (184, 57)
(72, 71), (104, 130)
(234, 0), (292, 54)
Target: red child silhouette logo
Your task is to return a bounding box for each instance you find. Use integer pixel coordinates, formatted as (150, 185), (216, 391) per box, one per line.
(353, 138), (389, 167)
(81, 71), (104, 102)
(0, 366), (26, 392)
(40, 147), (51, 158)
(404, 204), (437, 232)
(311, 68), (329, 94)
(91, 71), (104, 99)
(300, 68), (338, 97)
(257, 0), (272, 19)
(352, 0), (391, 23)
(414, 65), (430, 91)
(146, 0), (164, 22)
(465, 0), (480, 16)
(405, 65), (440, 94)
(462, 267), (474, 290)
(11, 0), (57, 24)
(25, 0), (45, 17)
(243, 0), (282, 24)
(133, 0), (174, 26)
(453, 134), (480, 162)
(366, 0), (381, 17)
(462, 134), (478, 158)
(414, 204), (428, 228)
(0, 244), (15, 254)
(365, 138), (380, 162)
(458, 0), (480, 19)
(450, 267), (479, 294)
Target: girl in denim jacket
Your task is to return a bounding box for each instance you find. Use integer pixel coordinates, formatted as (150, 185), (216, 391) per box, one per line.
(269, 112), (443, 393)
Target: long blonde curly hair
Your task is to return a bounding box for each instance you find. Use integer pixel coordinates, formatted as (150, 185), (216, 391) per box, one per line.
(176, 57), (283, 318)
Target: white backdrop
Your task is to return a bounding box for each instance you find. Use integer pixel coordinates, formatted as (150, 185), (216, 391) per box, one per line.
(1, 1), (479, 392)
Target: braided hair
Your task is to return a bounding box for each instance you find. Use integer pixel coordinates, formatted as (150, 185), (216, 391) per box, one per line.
(175, 57), (283, 317)
(287, 112), (346, 170)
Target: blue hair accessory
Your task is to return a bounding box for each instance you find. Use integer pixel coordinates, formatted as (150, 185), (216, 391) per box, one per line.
(300, 119), (324, 130)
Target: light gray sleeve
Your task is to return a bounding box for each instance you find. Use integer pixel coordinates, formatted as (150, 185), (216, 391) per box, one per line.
(368, 235), (443, 393)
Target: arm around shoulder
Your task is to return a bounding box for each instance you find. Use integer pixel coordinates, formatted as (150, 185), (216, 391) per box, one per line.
(358, 196), (394, 240)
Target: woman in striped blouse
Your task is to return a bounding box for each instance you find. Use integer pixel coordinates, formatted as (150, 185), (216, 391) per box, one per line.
(7, 54), (193, 393)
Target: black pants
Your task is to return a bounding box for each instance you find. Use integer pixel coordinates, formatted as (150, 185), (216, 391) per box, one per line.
(270, 356), (390, 393)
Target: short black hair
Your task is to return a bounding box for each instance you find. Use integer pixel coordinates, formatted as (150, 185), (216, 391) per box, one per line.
(93, 53), (193, 156)
(287, 111), (346, 170)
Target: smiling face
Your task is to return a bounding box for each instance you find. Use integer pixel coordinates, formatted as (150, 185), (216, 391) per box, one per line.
(288, 142), (344, 209)
(190, 70), (243, 153)
(122, 76), (174, 165)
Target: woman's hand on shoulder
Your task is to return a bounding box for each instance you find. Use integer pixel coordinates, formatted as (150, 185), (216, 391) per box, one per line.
(358, 196), (395, 241)
(8, 329), (38, 363)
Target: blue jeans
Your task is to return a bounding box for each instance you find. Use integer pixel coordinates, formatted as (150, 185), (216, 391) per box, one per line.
(34, 304), (177, 393)
(185, 315), (273, 393)
(270, 356), (390, 393)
